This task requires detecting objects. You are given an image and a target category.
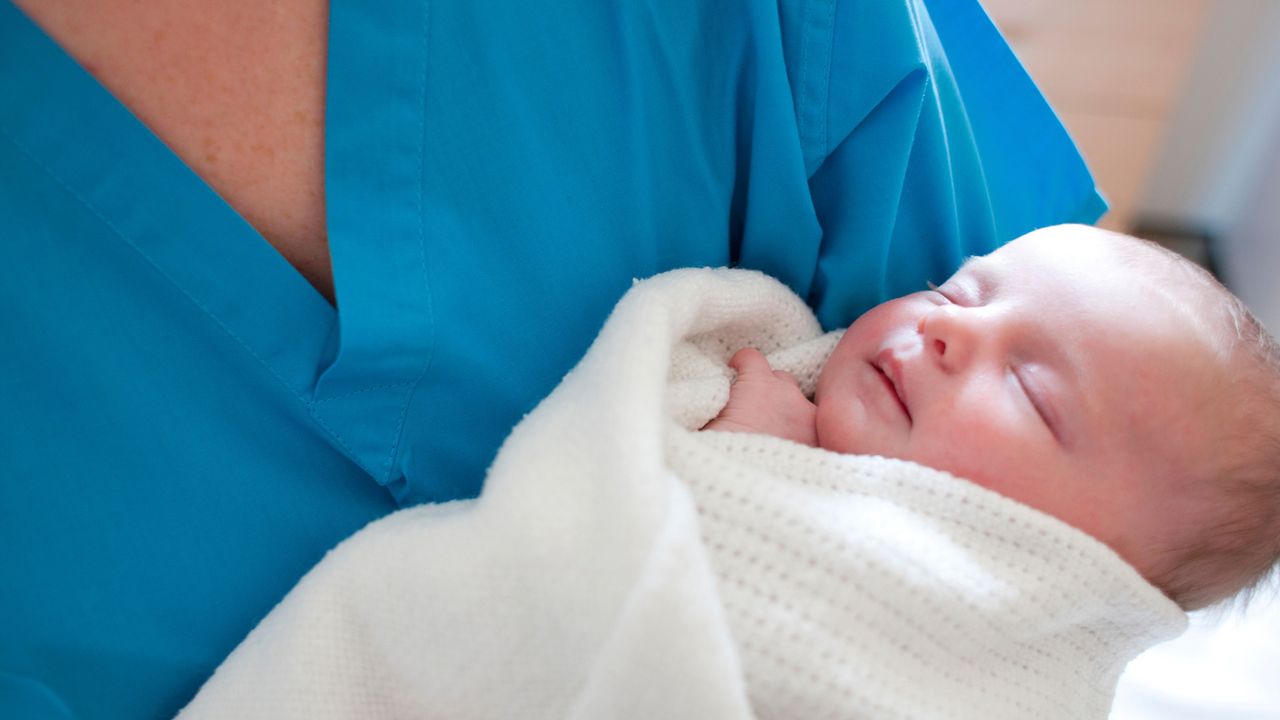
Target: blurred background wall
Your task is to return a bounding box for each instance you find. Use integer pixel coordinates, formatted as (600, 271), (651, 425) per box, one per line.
(983, 0), (1280, 334)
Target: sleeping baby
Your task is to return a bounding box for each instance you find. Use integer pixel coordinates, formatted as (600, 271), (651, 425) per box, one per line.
(704, 223), (1280, 612)
(176, 224), (1280, 720)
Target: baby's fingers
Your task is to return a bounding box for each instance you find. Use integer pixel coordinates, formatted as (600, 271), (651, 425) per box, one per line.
(772, 369), (801, 388)
(728, 347), (771, 377)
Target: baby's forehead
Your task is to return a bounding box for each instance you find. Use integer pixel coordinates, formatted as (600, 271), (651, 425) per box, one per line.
(1008, 243), (1231, 430)
(976, 235), (1223, 328)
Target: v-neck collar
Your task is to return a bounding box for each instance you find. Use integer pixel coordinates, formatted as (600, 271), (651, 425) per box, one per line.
(0, 0), (435, 499)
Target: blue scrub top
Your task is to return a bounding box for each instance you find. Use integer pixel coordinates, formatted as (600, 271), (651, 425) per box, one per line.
(0, 0), (1104, 716)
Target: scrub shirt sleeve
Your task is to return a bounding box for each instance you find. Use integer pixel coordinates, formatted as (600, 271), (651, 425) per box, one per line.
(757, 0), (1106, 330)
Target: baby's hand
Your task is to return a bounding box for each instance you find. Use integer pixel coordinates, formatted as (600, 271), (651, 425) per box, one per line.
(701, 348), (818, 447)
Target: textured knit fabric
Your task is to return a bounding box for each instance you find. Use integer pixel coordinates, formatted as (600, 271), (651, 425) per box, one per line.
(1, 2), (1109, 714)
(674, 432), (1187, 719)
(176, 269), (1185, 719)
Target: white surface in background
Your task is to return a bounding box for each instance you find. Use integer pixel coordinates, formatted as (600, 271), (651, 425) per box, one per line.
(1110, 593), (1280, 720)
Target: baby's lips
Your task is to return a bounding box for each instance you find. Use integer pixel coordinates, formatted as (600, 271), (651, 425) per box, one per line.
(874, 348), (911, 420)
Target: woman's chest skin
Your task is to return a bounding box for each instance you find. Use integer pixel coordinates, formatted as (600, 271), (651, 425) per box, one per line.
(14, 0), (336, 303)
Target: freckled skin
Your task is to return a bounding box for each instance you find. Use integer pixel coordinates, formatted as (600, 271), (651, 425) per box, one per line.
(13, 0), (335, 303)
(707, 226), (1228, 583)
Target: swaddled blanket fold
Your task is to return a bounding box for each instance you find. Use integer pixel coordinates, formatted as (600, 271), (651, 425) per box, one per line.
(178, 269), (1186, 720)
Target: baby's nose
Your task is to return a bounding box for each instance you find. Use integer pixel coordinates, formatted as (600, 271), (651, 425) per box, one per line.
(918, 305), (975, 370)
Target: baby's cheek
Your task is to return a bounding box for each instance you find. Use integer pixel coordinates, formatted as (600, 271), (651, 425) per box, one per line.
(813, 397), (862, 454)
(814, 394), (904, 457)
(909, 406), (1037, 492)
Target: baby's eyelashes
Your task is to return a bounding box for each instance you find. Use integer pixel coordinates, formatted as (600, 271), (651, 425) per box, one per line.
(924, 281), (952, 305)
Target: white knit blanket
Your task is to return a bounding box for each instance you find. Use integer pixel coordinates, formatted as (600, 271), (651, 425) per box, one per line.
(178, 269), (1186, 720)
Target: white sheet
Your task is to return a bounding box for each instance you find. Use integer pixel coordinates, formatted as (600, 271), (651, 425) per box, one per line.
(1111, 596), (1280, 720)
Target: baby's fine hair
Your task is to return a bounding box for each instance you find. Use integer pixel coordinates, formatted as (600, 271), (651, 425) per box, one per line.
(1113, 234), (1280, 611)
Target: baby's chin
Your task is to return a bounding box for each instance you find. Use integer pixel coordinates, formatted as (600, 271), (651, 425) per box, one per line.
(813, 401), (897, 457)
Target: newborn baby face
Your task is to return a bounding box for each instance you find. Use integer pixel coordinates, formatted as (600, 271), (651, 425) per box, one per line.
(814, 225), (1226, 577)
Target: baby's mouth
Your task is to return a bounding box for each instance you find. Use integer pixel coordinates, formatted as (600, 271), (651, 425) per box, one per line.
(872, 359), (912, 422)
